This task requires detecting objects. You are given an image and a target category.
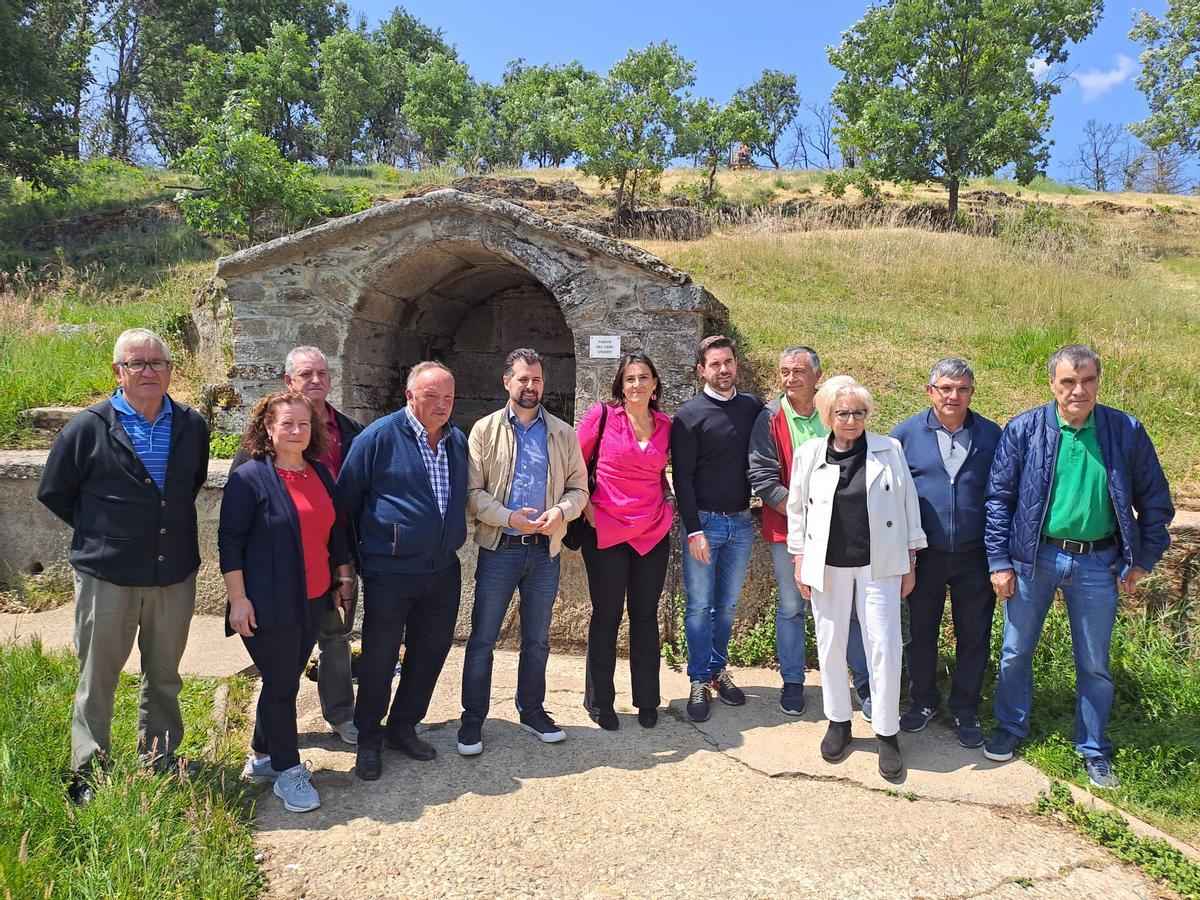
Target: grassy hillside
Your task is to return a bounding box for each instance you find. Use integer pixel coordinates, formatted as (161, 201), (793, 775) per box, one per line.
(640, 213), (1200, 497)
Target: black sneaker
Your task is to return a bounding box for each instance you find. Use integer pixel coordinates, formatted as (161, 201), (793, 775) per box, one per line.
(520, 710), (566, 744)
(687, 681), (711, 722)
(899, 705), (937, 733)
(66, 774), (94, 806)
(457, 722), (483, 756)
(1085, 756), (1120, 789)
(983, 728), (1021, 762)
(779, 683), (805, 716)
(711, 669), (746, 706)
(954, 714), (984, 749)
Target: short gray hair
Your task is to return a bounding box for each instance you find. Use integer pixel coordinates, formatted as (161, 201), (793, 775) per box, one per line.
(113, 328), (171, 364)
(407, 360), (454, 390)
(781, 346), (821, 371)
(1048, 344), (1102, 380)
(928, 357), (974, 385)
(285, 346), (328, 375)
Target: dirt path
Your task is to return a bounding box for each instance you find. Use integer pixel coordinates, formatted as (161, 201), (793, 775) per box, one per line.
(250, 648), (1170, 900)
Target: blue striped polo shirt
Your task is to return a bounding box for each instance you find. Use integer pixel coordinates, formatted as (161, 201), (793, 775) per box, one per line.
(111, 389), (173, 490)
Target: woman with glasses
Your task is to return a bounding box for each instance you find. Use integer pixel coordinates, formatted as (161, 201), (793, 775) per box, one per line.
(576, 351), (675, 730)
(219, 391), (354, 813)
(786, 376), (926, 778)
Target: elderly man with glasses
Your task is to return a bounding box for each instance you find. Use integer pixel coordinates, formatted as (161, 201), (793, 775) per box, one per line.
(892, 359), (1001, 748)
(39, 328), (210, 804)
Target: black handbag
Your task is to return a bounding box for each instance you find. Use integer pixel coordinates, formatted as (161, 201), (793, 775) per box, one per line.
(563, 403), (608, 551)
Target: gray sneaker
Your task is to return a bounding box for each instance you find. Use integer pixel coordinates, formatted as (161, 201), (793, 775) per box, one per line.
(1085, 756), (1121, 789)
(240, 753), (279, 782)
(273, 762), (321, 813)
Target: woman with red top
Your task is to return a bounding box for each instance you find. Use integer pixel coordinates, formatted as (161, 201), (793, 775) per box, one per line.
(577, 351), (675, 730)
(218, 391), (353, 814)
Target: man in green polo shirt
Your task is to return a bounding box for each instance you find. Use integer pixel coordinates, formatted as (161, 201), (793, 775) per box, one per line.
(748, 346), (870, 717)
(983, 345), (1174, 789)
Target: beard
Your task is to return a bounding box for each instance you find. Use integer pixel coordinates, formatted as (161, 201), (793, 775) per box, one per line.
(514, 391), (541, 409)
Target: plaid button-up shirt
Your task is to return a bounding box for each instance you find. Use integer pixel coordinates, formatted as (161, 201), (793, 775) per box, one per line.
(405, 405), (451, 517)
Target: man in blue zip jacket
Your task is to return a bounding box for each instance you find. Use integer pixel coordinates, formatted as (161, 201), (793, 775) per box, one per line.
(982, 345), (1173, 788)
(892, 358), (1001, 749)
(337, 361), (467, 781)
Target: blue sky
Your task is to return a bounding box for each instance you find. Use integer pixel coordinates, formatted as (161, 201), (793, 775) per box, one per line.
(353, 0), (1168, 181)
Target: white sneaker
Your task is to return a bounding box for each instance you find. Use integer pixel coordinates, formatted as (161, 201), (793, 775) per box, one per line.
(273, 762), (321, 813)
(329, 720), (358, 745)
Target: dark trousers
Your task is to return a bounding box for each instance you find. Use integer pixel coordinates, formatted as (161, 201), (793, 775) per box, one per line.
(905, 547), (995, 716)
(242, 613), (321, 773)
(582, 529), (670, 713)
(353, 562), (461, 751)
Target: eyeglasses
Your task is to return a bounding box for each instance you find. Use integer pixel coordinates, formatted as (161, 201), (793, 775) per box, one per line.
(119, 359), (170, 373)
(930, 384), (973, 397)
(833, 409), (868, 421)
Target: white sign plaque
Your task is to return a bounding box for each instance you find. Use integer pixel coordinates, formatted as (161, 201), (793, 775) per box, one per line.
(589, 335), (621, 359)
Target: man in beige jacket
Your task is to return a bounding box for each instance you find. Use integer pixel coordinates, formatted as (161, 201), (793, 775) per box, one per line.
(457, 348), (588, 756)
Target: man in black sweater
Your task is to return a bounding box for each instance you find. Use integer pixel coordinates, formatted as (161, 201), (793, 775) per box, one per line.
(671, 335), (764, 722)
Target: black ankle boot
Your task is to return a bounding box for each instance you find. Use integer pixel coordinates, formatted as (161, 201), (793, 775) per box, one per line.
(820, 719), (853, 762)
(877, 732), (903, 778)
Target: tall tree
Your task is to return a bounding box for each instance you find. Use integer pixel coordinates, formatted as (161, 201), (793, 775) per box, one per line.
(317, 28), (380, 164)
(1069, 120), (1131, 191)
(829, 0), (1102, 217)
(453, 82), (522, 171)
(1130, 0), (1200, 154)
(401, 50), (475, 165)
(736, 69), (800, 168)
(0, 0), (89, 186)
(678, 96), (763, 200)
(366, 6), (452, 164)
(499, 60), (596, 167)
(234, 21), (318, 160)
(575, 42), (695, 217)
(98, 0), (144, 160)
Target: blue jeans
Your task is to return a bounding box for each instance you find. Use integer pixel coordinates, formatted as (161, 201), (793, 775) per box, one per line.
(993, 542), (1121, 759)
(461, 541), (561, 727)
(681, 510), (755, 682)
(769, 541), (869, 694)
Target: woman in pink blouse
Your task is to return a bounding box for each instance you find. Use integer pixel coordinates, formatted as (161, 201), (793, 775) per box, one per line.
(577, 351), (675, 730)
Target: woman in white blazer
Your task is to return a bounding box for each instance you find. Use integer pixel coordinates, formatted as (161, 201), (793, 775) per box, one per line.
(786, 376), (926, 778)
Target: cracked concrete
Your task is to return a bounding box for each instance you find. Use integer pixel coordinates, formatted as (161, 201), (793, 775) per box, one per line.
(247, 649), (1172, 899)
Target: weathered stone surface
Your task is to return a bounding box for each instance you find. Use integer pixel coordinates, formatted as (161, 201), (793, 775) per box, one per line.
(198, 189), (722, 432)
(18, 407), (84, 441)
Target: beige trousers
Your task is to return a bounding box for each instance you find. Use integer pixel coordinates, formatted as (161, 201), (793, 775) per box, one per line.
(71, 571), (196, 771)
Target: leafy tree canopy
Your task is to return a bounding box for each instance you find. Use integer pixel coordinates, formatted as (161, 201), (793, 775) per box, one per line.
(735, 69), (800, 168)
(1130, 0), (1200, 153)
(829, 0), (1101, 216)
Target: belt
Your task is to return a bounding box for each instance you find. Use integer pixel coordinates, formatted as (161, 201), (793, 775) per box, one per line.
(1043, 535), (1116, 554)
(498, 533), (548, 546)
(704, 509), (748, 517)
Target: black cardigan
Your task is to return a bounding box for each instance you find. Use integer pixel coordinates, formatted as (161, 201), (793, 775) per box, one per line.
(37, 396), (210, 587)
(218, 456), (351, 635)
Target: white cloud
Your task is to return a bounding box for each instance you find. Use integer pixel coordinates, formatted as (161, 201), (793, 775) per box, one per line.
(1074, 54), (1137, 102)
(1027, 58), (1051, 80)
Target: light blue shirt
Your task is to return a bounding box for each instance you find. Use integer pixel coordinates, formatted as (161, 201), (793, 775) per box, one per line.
(111, 389), (173, 490)
(503, 405), (549, 535)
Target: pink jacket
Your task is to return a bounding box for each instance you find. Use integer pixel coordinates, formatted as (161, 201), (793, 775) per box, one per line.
(576, 402), (674, 555)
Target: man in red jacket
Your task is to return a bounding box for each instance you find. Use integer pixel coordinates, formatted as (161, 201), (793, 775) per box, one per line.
(748, 347), (870, 717)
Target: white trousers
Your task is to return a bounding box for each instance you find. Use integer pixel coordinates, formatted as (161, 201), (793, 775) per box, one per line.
(810, 564), (902, 736)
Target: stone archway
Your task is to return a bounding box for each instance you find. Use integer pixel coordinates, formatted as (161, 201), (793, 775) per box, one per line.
(196, 189), (722, 432)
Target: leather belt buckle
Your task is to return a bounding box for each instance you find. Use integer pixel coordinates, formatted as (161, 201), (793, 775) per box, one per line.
(1062, 538), (1087, 554)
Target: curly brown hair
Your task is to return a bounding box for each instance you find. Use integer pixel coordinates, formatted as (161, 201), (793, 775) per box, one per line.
(239, 390), (329, 462)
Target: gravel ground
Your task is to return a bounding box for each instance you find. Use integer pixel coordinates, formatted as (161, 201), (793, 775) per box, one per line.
(247, 648), (1171, 900)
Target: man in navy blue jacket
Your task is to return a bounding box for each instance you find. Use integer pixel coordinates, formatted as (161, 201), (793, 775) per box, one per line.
(337, 361), (468, 781)
(38, 328), (209, 804)
(983, 345), (1174, 788)
(892, 358), (1001, 749)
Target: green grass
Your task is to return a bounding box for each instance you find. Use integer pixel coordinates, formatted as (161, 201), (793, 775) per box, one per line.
(0, 640), (261, 898)
(642, 220), (1200, 495)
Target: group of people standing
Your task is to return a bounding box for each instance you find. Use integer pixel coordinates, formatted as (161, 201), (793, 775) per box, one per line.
(38, 327), (1173, 815)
